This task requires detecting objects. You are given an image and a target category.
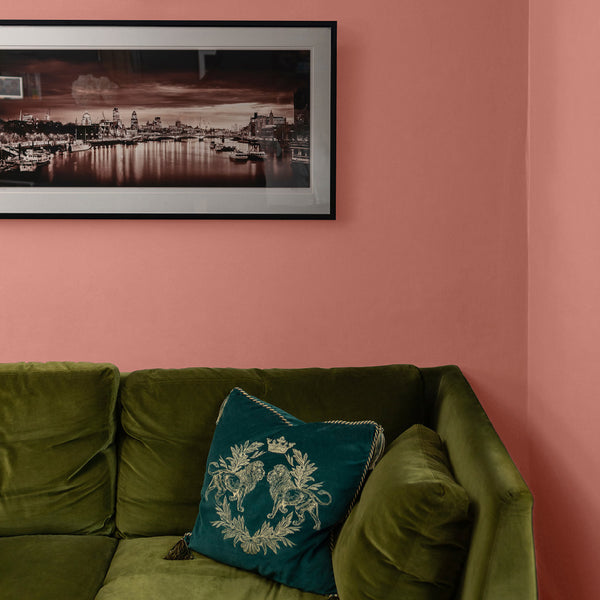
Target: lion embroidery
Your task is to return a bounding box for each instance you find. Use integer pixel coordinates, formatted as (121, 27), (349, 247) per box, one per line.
(206, 461), (265, 513)
(266, 464), (332, 530)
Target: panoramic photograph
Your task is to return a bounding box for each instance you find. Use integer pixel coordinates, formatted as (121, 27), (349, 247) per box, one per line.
(0, 48), (311, 188)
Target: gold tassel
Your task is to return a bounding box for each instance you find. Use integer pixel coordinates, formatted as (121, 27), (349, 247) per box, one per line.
(164, 532), (193, 560)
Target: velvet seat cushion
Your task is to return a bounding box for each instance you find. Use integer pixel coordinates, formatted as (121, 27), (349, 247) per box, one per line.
(95, 537), (324, 600)
(332, 424), (472, 600)
(0, 535), (117, 600)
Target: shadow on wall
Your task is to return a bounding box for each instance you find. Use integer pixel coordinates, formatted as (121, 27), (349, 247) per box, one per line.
(461, 368), (530, 480)
(528, 406), (598, 600)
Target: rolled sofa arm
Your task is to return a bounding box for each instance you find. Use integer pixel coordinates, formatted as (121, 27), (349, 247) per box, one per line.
(421, 366), (537, 600)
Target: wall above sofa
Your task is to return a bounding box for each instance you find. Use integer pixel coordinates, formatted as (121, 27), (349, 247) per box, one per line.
(0, 0), (530, 581)
(0, 1), (529, 479)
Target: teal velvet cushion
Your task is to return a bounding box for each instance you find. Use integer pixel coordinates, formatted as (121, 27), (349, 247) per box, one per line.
(332, 424), (472, 600)
(187, 387), (385, 596)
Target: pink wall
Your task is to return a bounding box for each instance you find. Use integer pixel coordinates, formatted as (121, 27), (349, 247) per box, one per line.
(0, 0), (529, 487)
(529, 1), (600, 598)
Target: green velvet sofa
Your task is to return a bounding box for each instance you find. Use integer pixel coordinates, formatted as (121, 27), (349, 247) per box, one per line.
(0, 362), (537, 599)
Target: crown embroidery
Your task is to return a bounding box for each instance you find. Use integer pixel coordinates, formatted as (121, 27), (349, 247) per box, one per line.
(267, 436), (295, 454)
(208, 435), (332, 556)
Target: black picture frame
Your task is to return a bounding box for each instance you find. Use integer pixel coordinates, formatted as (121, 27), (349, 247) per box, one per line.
(0, 20), (336, 219)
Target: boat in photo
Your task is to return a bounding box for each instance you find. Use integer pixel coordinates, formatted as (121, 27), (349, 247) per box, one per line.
(17, 148), (52, 172)
(229, 149), (249, 162)
(290, 141), (310, 186)
(69, 139), (91, 152)
(216, 142), (236, 152)
(0, 158), (18, 174)
(19, 160), (39, 172)
(248, 150), (266, 161)
(290, 142), (310, 166)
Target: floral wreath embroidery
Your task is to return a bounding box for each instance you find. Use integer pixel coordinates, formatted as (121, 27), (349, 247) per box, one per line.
(206, 436), (332, 555)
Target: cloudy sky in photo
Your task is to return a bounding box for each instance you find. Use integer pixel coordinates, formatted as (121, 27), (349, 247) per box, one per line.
(0, 49), (310, 128)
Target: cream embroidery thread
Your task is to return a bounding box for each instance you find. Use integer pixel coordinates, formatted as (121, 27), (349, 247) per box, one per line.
(207, 435), (331, 555)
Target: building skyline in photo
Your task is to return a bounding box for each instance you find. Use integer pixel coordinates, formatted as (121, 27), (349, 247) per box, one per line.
(0, 49), (310, 129)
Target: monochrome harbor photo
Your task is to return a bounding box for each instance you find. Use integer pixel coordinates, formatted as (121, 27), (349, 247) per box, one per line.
(0, 48), (311, 188)
(0, 22), (335, 218)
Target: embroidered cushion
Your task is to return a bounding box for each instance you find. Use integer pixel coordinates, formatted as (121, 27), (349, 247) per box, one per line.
(187, 387), (385, 595)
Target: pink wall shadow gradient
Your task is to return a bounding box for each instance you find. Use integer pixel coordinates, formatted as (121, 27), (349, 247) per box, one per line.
(529, 1), (600, 598)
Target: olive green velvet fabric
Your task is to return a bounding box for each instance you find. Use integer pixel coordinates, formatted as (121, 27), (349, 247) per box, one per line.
(0, 534), (117, 600)
(117, 365), (423, 538)
(332, 424), (472, 600)
(95, 537), (325, 600)
(0, 362), (119, 536)
(421, 366), (537, 600)
(116, 368), (265, 537)
(259, 365), (423, 443)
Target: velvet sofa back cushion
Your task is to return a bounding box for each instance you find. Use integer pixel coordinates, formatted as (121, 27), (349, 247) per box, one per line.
(258, 365), (424, 444)
(116, 365), (423, 537)
(116, 368), (266, 537)
(0, 362), (119, 536)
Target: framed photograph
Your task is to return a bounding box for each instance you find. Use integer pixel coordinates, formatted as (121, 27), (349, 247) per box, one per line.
(0, 20), (336, 218)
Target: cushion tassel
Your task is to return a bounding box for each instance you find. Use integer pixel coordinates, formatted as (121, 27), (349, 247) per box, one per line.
(164, 532), (193, 560)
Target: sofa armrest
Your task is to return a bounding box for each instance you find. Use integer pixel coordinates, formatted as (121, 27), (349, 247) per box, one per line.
(421, 366), (538, 600)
